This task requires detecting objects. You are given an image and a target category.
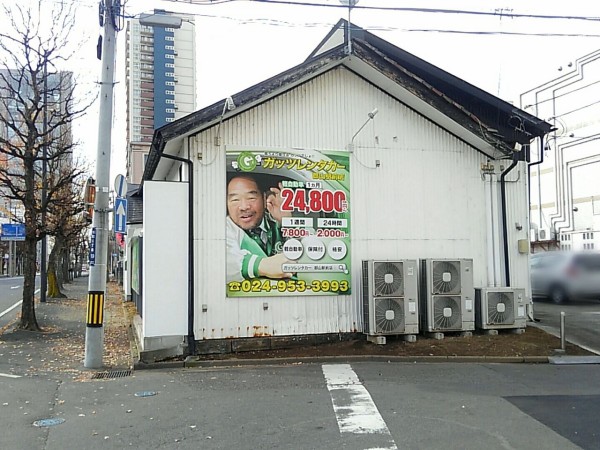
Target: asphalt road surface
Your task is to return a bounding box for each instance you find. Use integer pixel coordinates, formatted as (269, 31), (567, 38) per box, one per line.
(2, 362), (600, 450)
(0, 275), (40, 329)
(533, 297), (600, 354)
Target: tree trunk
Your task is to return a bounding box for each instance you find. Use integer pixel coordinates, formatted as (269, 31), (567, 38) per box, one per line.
(47, 239), (66, 298)
(19, 235), (40, 331)
(61, 247), (69, 285)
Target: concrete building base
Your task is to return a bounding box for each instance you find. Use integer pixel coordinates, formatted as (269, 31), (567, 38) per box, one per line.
(132, 315), (186, 363)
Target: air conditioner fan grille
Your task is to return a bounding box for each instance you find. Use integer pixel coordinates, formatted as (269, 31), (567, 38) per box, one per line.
(374, 297), (405, 333)
(432, 295), (462, 330)
(487, 292), (515, 325)
(373, 261), (404, 296)
(431, 261), (461, 294)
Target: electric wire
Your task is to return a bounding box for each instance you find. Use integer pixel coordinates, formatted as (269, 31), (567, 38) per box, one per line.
(113, 4), (600, 38)
(162, 0), (600, 22)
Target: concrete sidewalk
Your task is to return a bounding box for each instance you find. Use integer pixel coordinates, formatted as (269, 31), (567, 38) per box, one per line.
(0, 275), (133, 379)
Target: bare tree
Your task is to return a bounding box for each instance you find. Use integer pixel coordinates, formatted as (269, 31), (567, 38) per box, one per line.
(47, 162), (89, 298)
(0, 1), (91, 330)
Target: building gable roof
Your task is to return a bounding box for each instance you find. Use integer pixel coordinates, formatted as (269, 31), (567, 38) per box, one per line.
(144, 19), (552, 182)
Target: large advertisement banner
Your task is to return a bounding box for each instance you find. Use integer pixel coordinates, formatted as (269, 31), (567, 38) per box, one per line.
(226, 149), (351, 297)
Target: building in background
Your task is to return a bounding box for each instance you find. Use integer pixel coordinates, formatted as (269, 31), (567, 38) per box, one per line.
(0, 69), (73, 274)
(521, 49), (600, 252)
(125, 10), (196, 184)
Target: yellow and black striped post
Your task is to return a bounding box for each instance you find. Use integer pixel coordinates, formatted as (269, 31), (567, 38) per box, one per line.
(86, 291), (105, 327)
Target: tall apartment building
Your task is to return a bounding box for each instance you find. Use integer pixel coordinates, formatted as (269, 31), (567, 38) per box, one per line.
(0, 69), (73, 223)
(125, 11), (196, 184)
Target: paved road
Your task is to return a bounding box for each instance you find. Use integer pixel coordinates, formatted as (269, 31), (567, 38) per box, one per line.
(0, 275), (40, 329)
(533, 297), (600, 354)
(2, 362), (600, 450)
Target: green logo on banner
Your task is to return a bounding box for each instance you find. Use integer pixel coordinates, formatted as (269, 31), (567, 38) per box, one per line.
(237, 152), (257, 172)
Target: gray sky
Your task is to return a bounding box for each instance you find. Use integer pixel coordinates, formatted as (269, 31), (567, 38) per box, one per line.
(2, 0), (599, 178)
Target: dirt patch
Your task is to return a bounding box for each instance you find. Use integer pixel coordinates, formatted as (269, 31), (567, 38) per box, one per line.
(193, 326), (592, 361)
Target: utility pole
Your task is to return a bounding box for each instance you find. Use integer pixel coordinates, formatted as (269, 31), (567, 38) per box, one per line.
(84, 0), (119, 369)
(84, 3), (184, 369)
(41, 53), (48, 303)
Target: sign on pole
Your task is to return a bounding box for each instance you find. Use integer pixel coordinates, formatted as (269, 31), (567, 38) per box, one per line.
(89, 228), (97, 266)
(114, 174), (127, 198)
(1, 223), (26, 241)
(114, 197), (127, 234)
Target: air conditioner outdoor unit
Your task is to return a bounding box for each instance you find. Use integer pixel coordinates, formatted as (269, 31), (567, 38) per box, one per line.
(362, 260), (419, 338)
(529, 228), (537, 243)
(420, 259), (475, 335)
(475, 287), (527, 331)
(538, 227), (552, 241)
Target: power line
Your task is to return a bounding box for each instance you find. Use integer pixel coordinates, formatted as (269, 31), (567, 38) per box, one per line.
(554, 99), (600, 119)
(404, 29), (600, 38)
(113, 7), (600, 38)
(162, 0), (600, 22)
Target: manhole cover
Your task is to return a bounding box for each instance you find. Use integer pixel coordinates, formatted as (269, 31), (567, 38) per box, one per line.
(91, 369), (132, 380)
(134, 391), (157, 398)
(33, 418), (65, 427)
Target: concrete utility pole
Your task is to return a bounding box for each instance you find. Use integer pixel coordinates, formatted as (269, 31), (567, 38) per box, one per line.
(84, 0), (119, 369)
(84, 4), (184, 369)
(40, 53), (48, 303)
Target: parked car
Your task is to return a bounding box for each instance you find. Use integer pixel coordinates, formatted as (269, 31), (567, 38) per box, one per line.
(530, 251), (600, 303)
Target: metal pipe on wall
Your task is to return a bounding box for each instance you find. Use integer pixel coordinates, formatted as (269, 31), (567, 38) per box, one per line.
(490, 173), (502, 286)
(484, 173), (496, 287)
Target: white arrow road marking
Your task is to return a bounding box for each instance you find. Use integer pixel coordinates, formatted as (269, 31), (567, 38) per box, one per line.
(322, 364), (398, 450)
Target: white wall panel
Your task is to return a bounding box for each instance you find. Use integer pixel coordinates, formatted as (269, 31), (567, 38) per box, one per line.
(143, 181), (188, 337)
(504, 161), (532, 292)
(187, 66), (525, 339)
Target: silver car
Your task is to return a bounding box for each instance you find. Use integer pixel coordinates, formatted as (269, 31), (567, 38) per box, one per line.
(530, 251), (600, 303)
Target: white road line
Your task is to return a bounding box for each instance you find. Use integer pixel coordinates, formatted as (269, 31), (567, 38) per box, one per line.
(0, 300), (22, 319)
(322, 364), (398, 450)
(0, 289), (38, 319)
(0, 373), (21, 379)
(10, 286), (19, 289)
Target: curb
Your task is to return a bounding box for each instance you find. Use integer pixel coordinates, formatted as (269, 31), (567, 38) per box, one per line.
(132, 354), (550, 370)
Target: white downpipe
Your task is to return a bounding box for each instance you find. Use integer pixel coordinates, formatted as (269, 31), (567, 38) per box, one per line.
(491, 173), (502, 287)
(484, 174), (496, 287)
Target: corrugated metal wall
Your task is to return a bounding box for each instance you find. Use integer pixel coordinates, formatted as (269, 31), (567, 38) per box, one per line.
(190, 66), (526, 339)
(504, 161), (532, 293)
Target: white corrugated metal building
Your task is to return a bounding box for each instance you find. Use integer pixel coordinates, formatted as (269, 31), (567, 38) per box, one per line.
(126, 20), (552, 359)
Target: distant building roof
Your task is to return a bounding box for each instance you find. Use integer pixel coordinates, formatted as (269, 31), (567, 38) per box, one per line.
(125, 183), (142, 224)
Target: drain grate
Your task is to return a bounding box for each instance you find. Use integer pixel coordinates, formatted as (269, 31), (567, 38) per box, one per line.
(91, 369), (132, 380)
